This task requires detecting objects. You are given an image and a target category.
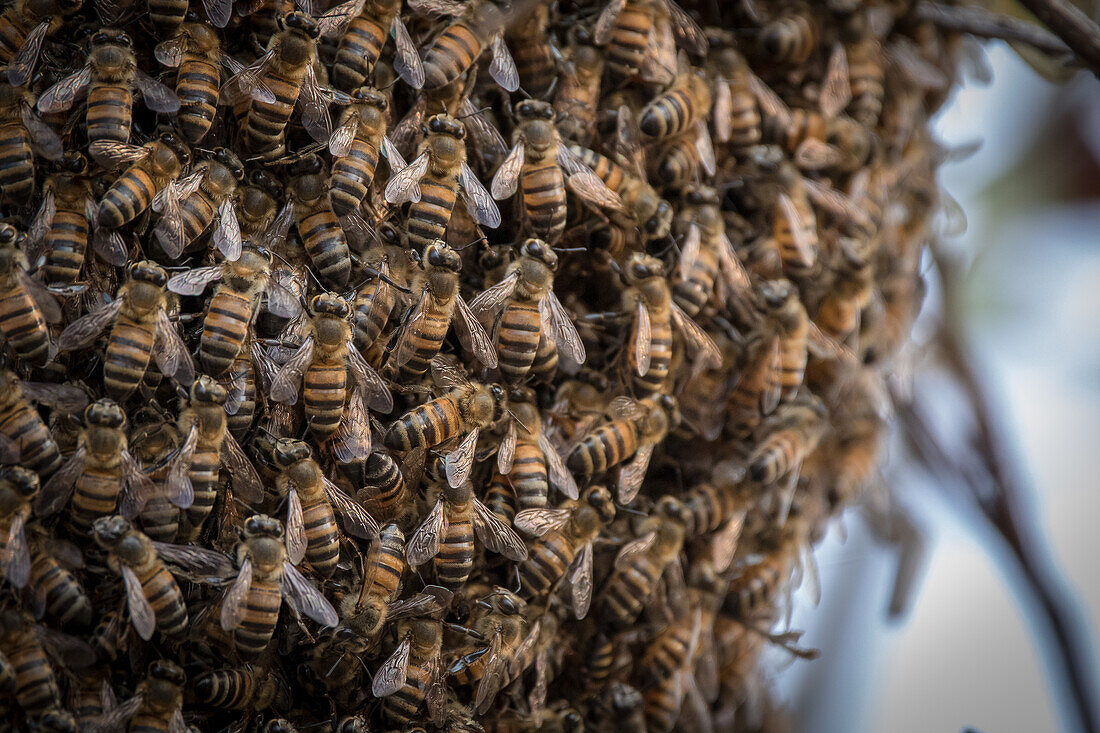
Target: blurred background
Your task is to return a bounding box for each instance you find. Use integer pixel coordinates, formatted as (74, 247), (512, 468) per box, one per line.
(773, 43), (1100, 732)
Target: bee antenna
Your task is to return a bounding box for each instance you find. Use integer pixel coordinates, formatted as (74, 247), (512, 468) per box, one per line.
(552, 246), (586, 253)
(457, 106), (492, 120)
(616, 504), (648, 516)
(506, 408), (532, 433)
(456, 233), (488, 251)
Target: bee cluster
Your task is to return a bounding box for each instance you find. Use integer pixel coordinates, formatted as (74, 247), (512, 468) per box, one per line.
(0, 0), (967, 729)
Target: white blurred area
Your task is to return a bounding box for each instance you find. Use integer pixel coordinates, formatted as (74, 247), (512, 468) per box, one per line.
(776, 46), (1100, 731)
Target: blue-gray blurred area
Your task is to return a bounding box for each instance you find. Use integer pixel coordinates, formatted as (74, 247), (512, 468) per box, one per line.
(774, 45), (1100, 732)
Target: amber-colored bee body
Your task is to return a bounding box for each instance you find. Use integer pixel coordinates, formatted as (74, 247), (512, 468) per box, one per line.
(747, 398), (826, 485)
(0, 240), (51, 367)
(422, 0), (506, 90)
(508, 4), (554, 98)
(757, 5), (818, 65)
(233, 531), (284, 657)
(385, 379), (504, 453)
(759, 278), (809, 400)
(129, 660), (185, 733)
(603, 0), (659, 81)
(640, 615), (695, 731)
(0, 371), (62, 477)
(198, 247), (270, 377)
(28, 552), (93, 628)
(382, 617), (443, 725)
(842, 13), (885, 128)
(329, 88), (388, 217)
(353, 450), (412, 526)
(0, 82), (37, 204)
(172, 22), (222, 142)
(554, 28), (603, 146)
(195, 666), (282, 711)
(331, 0), (399, 90)
(518, 486), (615, 600)
(98, 137), (187, 229)
(406, 122), (465, 252)
(289, 156), (351, 289)
(569, 144), (672, 241)
(274, 439), (341, 577)
(177, 377), (232, 539)
(68, 399), (130, 534)
(342, 522), (405, 636)
(639, 72), (711, 140)
(0, 610), (62, 717)
(41, 154), (94, 286)
(84, 31), (138, 146)
(244, 13), (320, 154)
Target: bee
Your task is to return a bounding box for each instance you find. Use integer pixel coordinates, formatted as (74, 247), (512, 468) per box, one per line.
(128, 660), (185, 733)
(36, 29), (180, 151)
(672, 184), (752, 318)
(36, 399), (161, 536)
(0, 466), (37, 588)
(727, 334), (782, 437)
(594, 0), (708, 83)
(327, 87), (394, 217)
(566, 143), (673, 241)
(0, 370), (87, 478)
(406, 470), (527, 589)
(56, 260), (194, 401)
(273, 438), (380, 577)
(348, 449), (414, 527)
(306, 627), (374, 702)
(707, 34), (761, 150)
(554, 26), (603, 147)
(598, 495), (688, 629)
(640, 606), (708, 733)
(759, 157), (818, 279)
(283, 154), (353, 288)
(127, 409), (182, 543)
(839, 8), (885, 127)
(339, 522), (407, 636)
(724, 516), (818, 622)
(748, 396), (828, 490)
(236, 171), (282, 244)
(91, 515), (232, 641)
(320, 0), (424, 91)
(597, 682), (647, 733)
(757, 278), (809, 400)
(375, 611), (446, 725)
(220, 514), (339, 657)
(639, 66), (712, 141)
(506, 3), (554, 98)
(0, 80), (61, 204)
(91, 133), (190, 231)
(0, 609), (71, 719)
(0, 225), (60, 367)
(418, 0), (518, 92)
(386, 114), (501, 251)
(270, 291), (392, 445)
(28, 152), (95, 287)
(194, 665), (286, 712)
(493, 393), (579, 511)
(27, 547), (93, 628)
(448, 588), (532, 714)
(389, 240), (496, 380)
(514, 485), (616, 618)
(351, 226), (408, 355)
(757, 3), (818, 65)
(151, 147), (244, 261)
(0, 0), (83, 87)
(170, 375), (264, 540)
(681, 464), (748, 541)
(813, 235), (874, 343)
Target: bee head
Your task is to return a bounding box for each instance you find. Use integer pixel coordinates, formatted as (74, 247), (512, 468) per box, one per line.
(273, 437), (311, 467)
(213, 148), (245, 181)
(310, 292), (350, 319)
(425, 241), (461, 272)
(759, 278), (793, 309)
(426, 114), (465, 140)
(625, 253), (662, 283)
(289, 153), (324, 178)
(515, 99), (554, 120)
(191, 375), (227, 405)
(129, 260), (168, 287)
(353, 87), (388, 109)
(85, 398), (125, 429)
(0, 466), (38, 499)
(655, 495), (688, 525)
(59, 151), (88, 174)
(489, 384), (508, 422)
(91, 515), (132, 545)
(645, 199), (673, 235)
(92, 28), (129, 47)
(283, 11), (320, 38)
(0, 223), (18, 249)
(157, 130), (190, 164)
(683, 184), (719, 207)
(148, 660), (185, 685)
(244, 513), (283, 539)
(585, 485), (616, 524)
(520, 238), (557, 270)
(249, 169), (284, 198)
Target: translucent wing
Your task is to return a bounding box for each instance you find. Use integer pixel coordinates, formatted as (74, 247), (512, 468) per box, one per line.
(694, 122), (716, 176)
(594, 0), (626, 45)
(794, 138), (841, 171)
(803, 178), (872, 230)
(887, 36), (948, 91)
(665, 0), (708, 56)
(614, 105), (646, 180)
(393, 291), (429, 368)
(36, 66), (91, 113)
(459, 163), (501, 228)
(7, 21), (48, 86)
(713, 78), (733, 143)
(21, 272), (61, 323)
(497, 419), (516, 475)
(36, 445), (86, 516)
(93, 227), (129, 267)
(347, 341), (394, 412)
(220, 433), (264, 503)
(454, 295), (498, 368)
(617, 443), (653, 503)
(221, 48), (276, 104)
(474, 630), (508, 713)
(56, 298), (122, 352)
(1, 514), (29, 588)
(717, 231), (753, 297)
(821, 43), (852, 119)
(608, 395), (645, 421)
(387, 586), (452, 620)
(134, 71), (181, 113)
(219, 557), (252, 630)
(429, 355), (469, 390)
(392, 16), (425, 89)
(747, 72), (790, 128)
(565, 168), (627, 213)
(315, 0), (364, 36)
(285, 488), (306, 565)
(538, 431), (578, 500)
(510, 619), (541, 678)
(407, 0), (464, 15)
(26, 188), (55, 254)
(167, 422), (197, 511)
(20, 382), (88, 412)
(406, 500), (444, 566)
(568, 541), (593, 618)
(472, 498), (528, 561)
(760, 337), (782, 415)
(22, 106), (62, 161)
(467, 269), (518, 319)
(332, 388), (371, 462)
(539, 291), (585, 365)
(634, 298), (651, 376)
(671, 302), (723, 369)
(777, 193), (816, 267)
(372, 636), (411, 696)
(614, 530), (655, 567)
(214, 199), (241, 261)
(380, 135), (406, 171)
(154, 309), (195, 387)
(681, 223), (701, 277)
(88, 141), (149, 169)
(151, 542), (233, 578)
(444, 427), (478, 488)
(201, 0), (232, 27)
(458, 97), (507, 164)
(384, 151), (428, 204)
(280, 561), (339, 626)
(155, 37), (186, 67)
(170, 709), (185, 733)
(323, 476), (379, 539)
(513, 507), (571, 537)
(490, 142), (523, 200)
(328, 116), (357, 158)
(121, 565), (156, 640)
(265, 280), (300, 320)
(167, 266), (222, 296)
(121, 449), (161, 513)
(270, 334), (314, 405)
(300, 66), (336, 143)
(489, 35), (519, 92)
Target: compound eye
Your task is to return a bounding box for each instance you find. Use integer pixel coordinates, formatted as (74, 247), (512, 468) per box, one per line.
(645, 215), (661, 232)
(500, 597), (519, 614)
(631, 262), (649, 280)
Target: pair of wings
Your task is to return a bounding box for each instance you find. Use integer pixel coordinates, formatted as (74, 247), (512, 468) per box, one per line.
(408, 0), (519, 91)
(37, 64), (180, 117)
(631, 295), (723, 375)
(25, 193), (101, 269)
(269, 332), (394, 413)
(595, 0), (707, 82)
(679, 221), (753, 305)
(284, 477), (380, 565)
(167, 415), (263, 509)
(514, 508), (597, 619)
(317, 0), (425, 88)
(405, 496), (528, 567)
(153, 173), (242, 261)
(393, 281), (498, 371)
(490, 135), (627, 215)
(385, 150), (502, 229)
(36, 442), (160, 519)
(219, 553), (339, 632)
(154, 38), (274, 106)
(497, 417), (579, 501)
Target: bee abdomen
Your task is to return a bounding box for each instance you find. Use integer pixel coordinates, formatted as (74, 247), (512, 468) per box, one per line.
(245, 71), (302, 151)
(520, 157), (566, 243)
(0, 404), (60, 477)
(71, 464), (123, 533)
(201, 289), (253, 377)
(183, 446), (221, 537)
(606, 6), (651, 79)
(99, 168), (157, 228)
(303, 362), (347, 439)
(195, 668), (256, 709)
(567, 421), (637, 476)
(333, 15), (386, 91)
(396, 305), (449, 380)
(28, 554), (92, 628)
(519, 534), (572, 597)
(406, 177), (457, 251)
(138, 563), (188, 636)
(301, 498), (340, 577)
(104, 319), (155, 400)
(298, 204), (351, 288)
(383, 664), (429, 724)
(601, 558), (659, 629)
(87, 84), (132, 144)
(497, 300), (541, 383)
(329, 136), (379, 217)
(177, 57), (219, 142)
(633, 319), (673, 395)
(357, 450), (407, 522)
(237, 580), (282, 655)
(384, 398), (462, 452)
(529, 333), (558, 381)
(148, 0), (187, 35)
(640, 88), (697, 139)
(177, 190), (216, 249)
(43, 208), (89, 285)
(0, 285), (48, 366)
(434, 515), (474, 589)
(510, 439), (548, 510)
(0, 122), (33, 203)
(9, 645), (60, 714)
(485, 472), (515, 525)
(423, 21), (482, 89)
(140, 492), (180, 542)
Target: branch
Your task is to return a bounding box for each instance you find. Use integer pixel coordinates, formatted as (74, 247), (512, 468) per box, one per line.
(914, 1), (1072, 57)
(1012, 0), (1100, 77)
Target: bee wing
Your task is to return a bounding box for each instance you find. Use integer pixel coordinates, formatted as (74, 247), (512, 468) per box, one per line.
(154, 309), (195, 388)
(490, 141), (523, 200)
(387, 585), (452, 619)
(134, 71), (181, 113)
(887, 36), (948, 91)
(20, 271), (61, 323)
(717, 231), (752, 297)
(454, 295), (498, 369)
(154, 37), (186, 67)
(680, 223), (701, 278)
(1, 514), (29, 588)
(332, 388), (372, 462)
(214, 200), (242, 261)
(614, 530), (655, 567)
(316, 0), (365, 36)
(21, 105), (62, 161)
(384, 151), (428, 204)
(270, 334), (315, 405)
(262, 200), (295, 249)
(36, 445), (86, 516)
(777, 192), (816, 267)
(7, 21), (48, 86)
(794, 138), (842, 171)
(26, 188), (56, 256)
(568, 541), (594, 618)
(347, 340), (394, 413)
(170, 710), (186, 733)
(392, 16), (425, 89)
(497, 418), (516, 475)
(219, 556), (252, 630)
(509, 618), (541, 678)
(467, 269), (518, 320)
(694, 122), (716, 176)
(390, 96), (425, 159)
(594, 0), (626, 45)
(803, 178), (870, 229)
(608, 395), (645, 421)
(250, 341), (280, 393)
(265, 280), (301, 320)
(201, 0), (232, 27)
(286, 488), (306, 565)
(473, 498), (528, 561)
(36, 65), (91, 113)
(83, 694), (143, 732)
(372, 636), (411, 697)
(488, 35), (520, 92)
(617, 442), (653, 503)
(429, 355), (470, 390)
(323, 476), (379, 539)
(671, 302), (723, 369)
(444, 427), (479, 488)
(280, 560), (339, 626)
(121, 564), (156, 640)
(633, 297), (652, 377)
(537, 431), (578, 500)
(92, 227), (129, 267)
(300, 66), (336, 143)
(425, 652), (448, 725)
(20, 382), (88, 412)
(459, 162), (502, 228)
(220, 432), (264, 503)
(152, 170), (204, 214)
(458, 97), (508, 165)
(474, 630), (508, 714)
(539, 291), (585, 366)
(406, 499), (444, 566)
(665, 0), (708, 56)
(821, 43), (852, 119)
(513, 507), (571, 537)
(57, 297), (122, 352)
(151, 541), (234, 579)
(120, 448), (160, 514)
(712, 78), (733, 143)
(221, 48), (277, 104)
(807, 321), (858, 364)
(379, 135), (407, 173)
(391, 288), (427, 370)
(759, 337), (782, 415)
(614, 105), (647, 180)
(407, 0), (464, 16)
(747, 71), (790, 128)
(328, 116), (358, 158)
(167, 266), (222, 296)
(167, 421), (198, 508)
(711, 513), (746, 575)
(564, 167), (627, 214)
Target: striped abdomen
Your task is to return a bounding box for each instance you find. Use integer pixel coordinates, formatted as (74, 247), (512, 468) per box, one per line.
(672, 245), (719, 317)
(86, 83), (132, 145)
(176, 189), (217, 251)
(28, 554), (92, 628)
(303, 361), (346, 440)
(600, 554), (659, 629)
(333, 15), (386, 91)
(183, 444), (221, 537)
(0, 282), (48, 366)
(434, 505), (473, 589)
(353, 279), (394, 353)
(236, 577), (281, 655)
(177, 56), (219, 142)
(396, 298), (451, 380)
(361, 524), (405, 601)
(518, 532), (572, 597)
(201, 289), (253, 376)
(422, 20), (483, 89)
(71, 460), (123, 534)
(0, 122), (32, 203)
(43, 205), (89, 285)
(406, 175), (457, 251)
(779, 326), (807, 398)
(300, 493), (340, 577)
(749, 429), (800, 485)
(774, 198), (817, 277)
(99, 166), (156, 228)
(225, 357), (257, 439)
(569, 146), (626, 191)
(7, 638), (60, 715)
(139, 493), (179, 542)
(382, 661), (429, 724)
(606, 4), (652, 80)
(512, 37), (555, 99)
(520, 156), (566, 243)
(567, 419), (638, 476)
(496, 299), (540, 383)
(682, 481), (737, 538)
(631, 308), (672, 395)
(529, 333), (558, 381)
(329, 133), (380, 217)
(245, 69), (304, 152)
(655, 132), (702, 185)
(0, 403), (59, 477)
(296, 200), (350, 288)
(135, 560), (188, 636)
(195, 668), (257, 709)
(384, 396), (462, 452)
(727, 84), (762, 148)
(358, 451), (408, 523)
(484, 470), (515, 525)
(847, 43), (885, 127)
(509, 435), (548, 510)
(148, 0), (187, 35)
(724, 555), (789, 618)
(727, 340), (780, 436)
(130, 711), (175, 733)
(640, 86), (701, 139)
(759, 12), (816, 65)
(104, 317), (154, 400)
(0, 16), (30, 62)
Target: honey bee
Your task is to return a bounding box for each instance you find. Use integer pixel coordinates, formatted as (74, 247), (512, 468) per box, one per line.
(351, 226), (408, 356)
(514, 485), (616, 619)
(0, 225), (60, 367)
(127, 409), (182, 543)
(448, 588), (532, 714)
(36, 399), (160, 535)
(339, 522), (413, 636)
(127, 660), (185, 733)
(56, 260), (194, 401)
(91, 133), (190, 231)
(672, 184), (752, 318)
(283, 154), (353, 288)
(0, 0), (83, 87)
(91, 514), (232, 641)
(640, 64), (712, 141)
(0, 370), (85, 478)
(269, 291), (392, 445)
(36, 29), (180, 151)
(494, 394), (578, 510)
(640, 606), (711, 732)
(566, 143), (673, 242)
(727, 334), (782, 437)
(813, 235), (874, 344)
(707, 32), (761, 150)
(0, 465), (36, 588)
(839, 8), (885, 127)
(236, 171), (282, 245)
(415, 0), (518, 92)
(27, 546), (93, 628)
(0, 608), (90, 720)
(724, 516), (819, 622)
(554, 26), (603, 147)
(756, 3), (817, 65)
(220, 514), (339, 657)
(152, 147), (244, 261)
(194, 664), (286, 712)
(506, 2), (554, 98)
(0, 80), (61, 204)
(748, 395), (827, 494)
(350, 449), (414, 527)
(681, 463), (748, 541)
(326, 87), (394, 217)
(28, 152), (95, 287)
(756, 278), (809, 400)
(320, 0), (424, 91)
(375, 606), (447, 725)
(594, 0), (708, 84)
(386, 113), (501, 250)
(169, 375), (264, 540)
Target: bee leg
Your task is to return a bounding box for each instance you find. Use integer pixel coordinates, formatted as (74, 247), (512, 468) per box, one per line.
(443, 622), (486, 642)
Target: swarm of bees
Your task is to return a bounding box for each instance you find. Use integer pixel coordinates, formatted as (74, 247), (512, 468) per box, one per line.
(0, 0), (970, 728)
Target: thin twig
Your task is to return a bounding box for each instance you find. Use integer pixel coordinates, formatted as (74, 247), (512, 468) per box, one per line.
(1013, 0), (1100, 77)
(914, 1), (1072, 57)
